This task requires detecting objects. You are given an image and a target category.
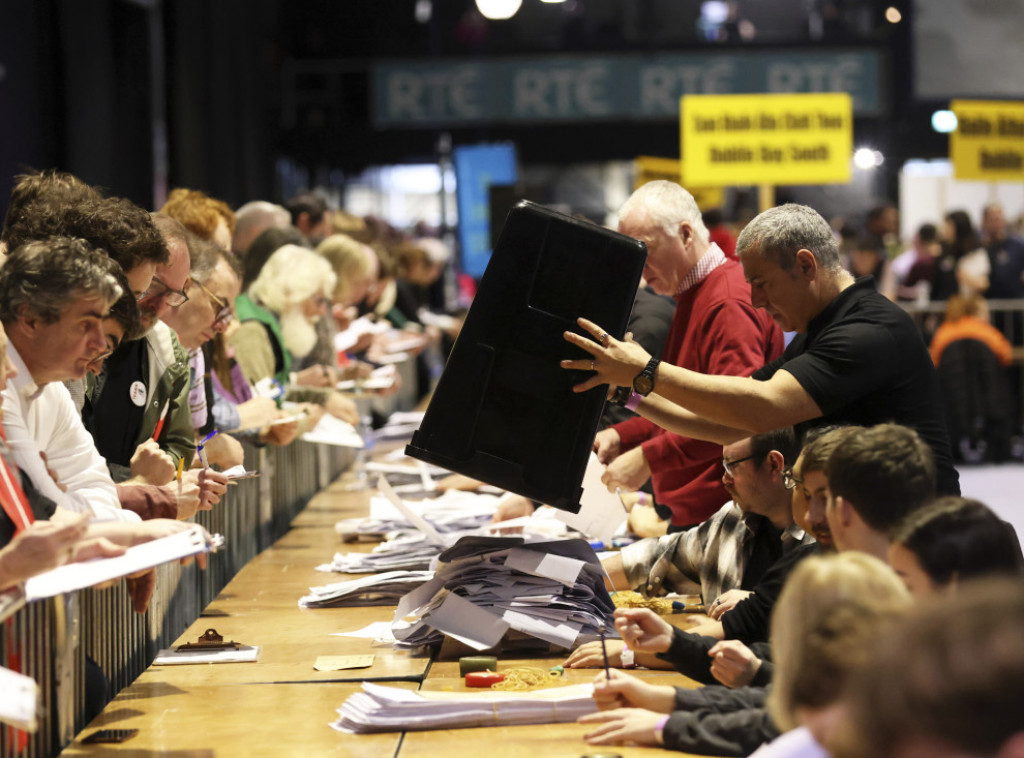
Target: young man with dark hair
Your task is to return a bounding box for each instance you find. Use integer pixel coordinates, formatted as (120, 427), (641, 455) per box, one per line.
(824, 422), (936, 559)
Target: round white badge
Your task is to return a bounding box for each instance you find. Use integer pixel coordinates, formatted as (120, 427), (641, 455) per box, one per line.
(129, 381), (148, 407)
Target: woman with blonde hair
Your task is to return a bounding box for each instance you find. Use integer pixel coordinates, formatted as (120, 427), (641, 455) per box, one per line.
(756, 552), (911, 757)
(231, 244), (358, 425)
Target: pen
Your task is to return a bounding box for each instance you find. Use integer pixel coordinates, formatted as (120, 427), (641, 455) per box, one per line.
(197, 430), (218, 470)
(152, 401), (170, 440)
(599, 622), (611, 681)
(176, 456), (184, 498)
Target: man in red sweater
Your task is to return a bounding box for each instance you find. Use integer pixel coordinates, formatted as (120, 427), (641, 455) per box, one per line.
(595, 182), (783, 530)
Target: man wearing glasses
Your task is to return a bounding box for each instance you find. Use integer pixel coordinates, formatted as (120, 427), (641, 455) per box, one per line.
(83, 214), (217, 500)
(159, 236), (248, 469)
(566, 427), (814, 670)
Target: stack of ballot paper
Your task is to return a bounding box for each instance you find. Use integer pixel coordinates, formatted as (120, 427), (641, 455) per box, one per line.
(391, 536), (616, 651)
(335, 489), (501, 538)
(332, 681), (597, 734)
(362, 460), (454, 497)
(299, 570), (434, 608)
(320, 533), (446, 573)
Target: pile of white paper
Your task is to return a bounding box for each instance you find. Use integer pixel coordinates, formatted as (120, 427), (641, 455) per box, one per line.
(299, 570), (435, 608)
(321, 533), (448, 574)
(391, 536), (616, 652)
(331, 681), (596, 734)
(335, 489), (501, 538)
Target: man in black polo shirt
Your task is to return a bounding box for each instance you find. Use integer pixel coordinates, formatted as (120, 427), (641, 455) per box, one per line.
(563, 203), (960, 496)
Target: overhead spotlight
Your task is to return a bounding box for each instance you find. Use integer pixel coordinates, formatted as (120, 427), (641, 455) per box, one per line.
(540, 0), (567, 3)
(932, 110), (958, 133)
(476, 0), (522, 19)
(854, 147), (883, 170)
(414, 0), (431, 23)
(885, 6), (902, 23)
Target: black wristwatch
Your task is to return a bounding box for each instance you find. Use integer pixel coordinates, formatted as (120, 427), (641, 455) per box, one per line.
(632, 357), (660, 396)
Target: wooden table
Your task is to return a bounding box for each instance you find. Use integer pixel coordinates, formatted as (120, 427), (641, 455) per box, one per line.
(64, 464), (724, 758)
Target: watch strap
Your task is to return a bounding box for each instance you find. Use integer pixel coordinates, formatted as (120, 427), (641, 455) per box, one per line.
(624, 390), (643, 412)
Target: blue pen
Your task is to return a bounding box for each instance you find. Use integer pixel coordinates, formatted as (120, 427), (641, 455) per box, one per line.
(197, 429), (218, 469)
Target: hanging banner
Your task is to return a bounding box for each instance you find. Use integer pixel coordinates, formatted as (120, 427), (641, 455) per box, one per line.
(950, 99), (1024, 181)
(680, 93), (852, 187)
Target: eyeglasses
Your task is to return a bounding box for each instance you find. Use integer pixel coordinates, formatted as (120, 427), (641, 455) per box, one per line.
(722, 453), (757, 477)
(783, 467), (804, 491)
(89, 336), (120, 369)
(140, 276), (189, 307)
(191, 277), (233, 327)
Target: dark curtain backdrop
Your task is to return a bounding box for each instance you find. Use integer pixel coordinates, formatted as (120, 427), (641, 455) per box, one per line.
(0, 0), (279, 218)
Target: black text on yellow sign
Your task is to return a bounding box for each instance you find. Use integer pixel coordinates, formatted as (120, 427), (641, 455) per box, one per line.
(680, 93), (852, 187)
(950, 100), (1024, 181)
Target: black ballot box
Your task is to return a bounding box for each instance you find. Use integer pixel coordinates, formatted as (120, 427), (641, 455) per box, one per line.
(406, 200), (646, 513)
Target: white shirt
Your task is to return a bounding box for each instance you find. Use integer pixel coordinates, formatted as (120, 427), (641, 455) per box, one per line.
(2, 342), (138, 522)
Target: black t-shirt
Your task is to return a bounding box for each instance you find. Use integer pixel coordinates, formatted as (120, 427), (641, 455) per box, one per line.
(752, 277), (960, 496)
(88, 339), (148, 469)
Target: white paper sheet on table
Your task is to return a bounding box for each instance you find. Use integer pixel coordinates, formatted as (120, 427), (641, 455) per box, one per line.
(300, 414), (365, 448)
(332, 622), (396, 642)
(153, 646), (260, 665)
(554, 452), (629, 542)
(0, 666), (38, 732)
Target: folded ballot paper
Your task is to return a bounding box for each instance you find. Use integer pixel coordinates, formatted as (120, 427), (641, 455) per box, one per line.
(299, 570), (435, 608)
(23, 525), (222, 601)
(391, 535), (617, 652)
(332, 681), (596, 734)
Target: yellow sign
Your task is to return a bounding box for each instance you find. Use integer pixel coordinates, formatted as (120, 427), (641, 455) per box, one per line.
(633, 156), (725, 210)
(680, 93), (852, 187)
(950, 100), (1024, 181)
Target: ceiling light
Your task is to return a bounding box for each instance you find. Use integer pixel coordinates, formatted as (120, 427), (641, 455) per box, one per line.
(476, 0), (522, 20)
(932, 110), (958, 133)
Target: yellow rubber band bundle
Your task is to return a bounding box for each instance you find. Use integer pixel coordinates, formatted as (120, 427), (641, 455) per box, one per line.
(612, 590), (674, 614)
(489, 667), (555, 691)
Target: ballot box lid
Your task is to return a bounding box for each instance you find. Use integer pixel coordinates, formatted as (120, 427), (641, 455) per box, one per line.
(406, 200), (646, 513)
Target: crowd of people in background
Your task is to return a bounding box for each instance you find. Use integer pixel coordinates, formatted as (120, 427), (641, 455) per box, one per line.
(0, 169), (1021, 758)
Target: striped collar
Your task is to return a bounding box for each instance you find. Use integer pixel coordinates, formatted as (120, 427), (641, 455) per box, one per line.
(676, 242), (727, 296)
